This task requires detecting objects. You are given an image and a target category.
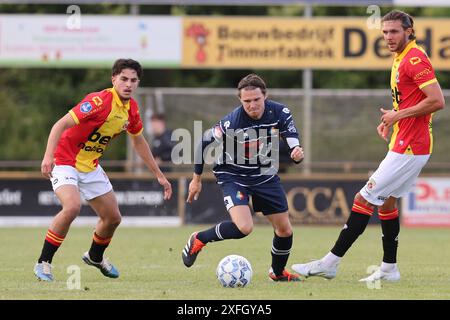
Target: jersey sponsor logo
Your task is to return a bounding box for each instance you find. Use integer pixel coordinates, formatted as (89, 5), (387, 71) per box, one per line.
(391, 86), (401, 104)
(92, 96), (103, 107)
(282, 107), (290, 114)
(80, 102), (93, 113)
(409, 57), (421, 65)
(77, 128), (112, 154)
(413, 67), (432, 81)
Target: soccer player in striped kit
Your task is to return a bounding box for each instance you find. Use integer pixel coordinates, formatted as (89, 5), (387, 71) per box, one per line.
(34, 59), (172, 281)
(292, 10), (445, 282)
(182, 74), (304, 281)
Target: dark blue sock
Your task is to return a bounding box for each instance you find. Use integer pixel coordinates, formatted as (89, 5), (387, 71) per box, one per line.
(197, 221), (247, 244)
(271, 233), (293, 276)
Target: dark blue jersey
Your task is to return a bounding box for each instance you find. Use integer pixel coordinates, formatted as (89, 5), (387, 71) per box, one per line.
(195, 100), (301, 186)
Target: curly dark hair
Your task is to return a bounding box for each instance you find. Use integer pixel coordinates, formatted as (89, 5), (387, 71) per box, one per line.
(112, 59), (143, 79)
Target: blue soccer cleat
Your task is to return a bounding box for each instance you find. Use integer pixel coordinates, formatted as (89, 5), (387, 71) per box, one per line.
(34, 261), (54, 282)
(82, 252), (119, 278)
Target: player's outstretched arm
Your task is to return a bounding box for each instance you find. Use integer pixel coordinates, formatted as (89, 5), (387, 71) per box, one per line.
(186, 173), (202, 203)
(41, 113), (76, 179)
(131, 134), (172, 200)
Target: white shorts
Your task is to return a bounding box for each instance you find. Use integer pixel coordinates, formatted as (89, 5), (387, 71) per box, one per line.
(50, 165), (113, 201)
(359, 151), (430, 206)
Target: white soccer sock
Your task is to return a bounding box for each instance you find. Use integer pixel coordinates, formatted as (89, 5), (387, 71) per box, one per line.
(321, 252), (341, 268)
(380, 262), (397, 272)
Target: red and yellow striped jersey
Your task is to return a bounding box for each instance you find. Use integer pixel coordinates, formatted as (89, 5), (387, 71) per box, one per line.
(389, 40), (437, 155)
(54, 88), (143, 172)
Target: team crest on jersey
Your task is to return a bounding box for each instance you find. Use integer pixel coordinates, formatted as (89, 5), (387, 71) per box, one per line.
(287, 120), (296, 133)
(80, 102), (93, 113)
(396, 71), (400, 83)
(122, 120), (130, 131)
(282, 107), (290, 114)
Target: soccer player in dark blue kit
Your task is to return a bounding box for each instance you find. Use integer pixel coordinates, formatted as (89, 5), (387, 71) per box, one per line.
(182, 74), (304, 281)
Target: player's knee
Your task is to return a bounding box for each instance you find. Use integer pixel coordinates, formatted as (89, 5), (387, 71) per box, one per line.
(354, 193), (366, 204)
(237, 223), (253, 236)
(275, 227), (293, 238)
(107, 213), (122, 228)
(62, 202), (81, 220)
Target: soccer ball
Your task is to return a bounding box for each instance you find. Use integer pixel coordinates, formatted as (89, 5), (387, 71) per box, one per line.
(216, 255), (253, 288)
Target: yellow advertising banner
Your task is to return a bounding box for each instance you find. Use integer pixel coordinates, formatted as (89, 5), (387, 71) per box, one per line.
(182, 17), (450, 70)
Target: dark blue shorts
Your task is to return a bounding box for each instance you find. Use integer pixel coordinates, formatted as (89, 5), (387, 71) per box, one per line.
(219, 176), (288, 215)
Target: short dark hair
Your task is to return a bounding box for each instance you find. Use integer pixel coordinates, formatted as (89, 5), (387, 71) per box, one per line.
(382, 10), (416, 40)
(150, 113), (166, 122)
(112, 59), (143, 79)
(237, 74), (267, 97)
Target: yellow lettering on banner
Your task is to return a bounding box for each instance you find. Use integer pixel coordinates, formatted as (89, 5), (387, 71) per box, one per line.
(286, 187), (350, 223)
(286, 187), (309, 219)
(328, 188), (350, 218)
(182, 17), (450, 70)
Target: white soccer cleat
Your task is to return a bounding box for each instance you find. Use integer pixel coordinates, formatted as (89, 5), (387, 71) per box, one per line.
(359, 267), (400, 282)
(291, 259), (337, 280)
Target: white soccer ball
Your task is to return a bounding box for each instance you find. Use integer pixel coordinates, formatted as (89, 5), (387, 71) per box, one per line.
(216, 254), (253, 288)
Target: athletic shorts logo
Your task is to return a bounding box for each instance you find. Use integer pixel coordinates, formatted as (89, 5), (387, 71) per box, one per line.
(236, 191), (245, 201)
(224, 195), (234, 211)
(367, 178), (376, 190)
(80, 102), (93, 113)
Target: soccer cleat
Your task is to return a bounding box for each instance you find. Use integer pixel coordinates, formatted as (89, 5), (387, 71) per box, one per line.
(34, 261), (54, 282)
(182, 232), (205, 268)
(291, 259), (337, 280)
(82, 252), (119, 278)
(359, 267), (400, 282)
(268, 267), (302, 282)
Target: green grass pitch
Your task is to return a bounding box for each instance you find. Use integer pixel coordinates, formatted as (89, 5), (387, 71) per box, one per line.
(1, 225), (449, 300)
